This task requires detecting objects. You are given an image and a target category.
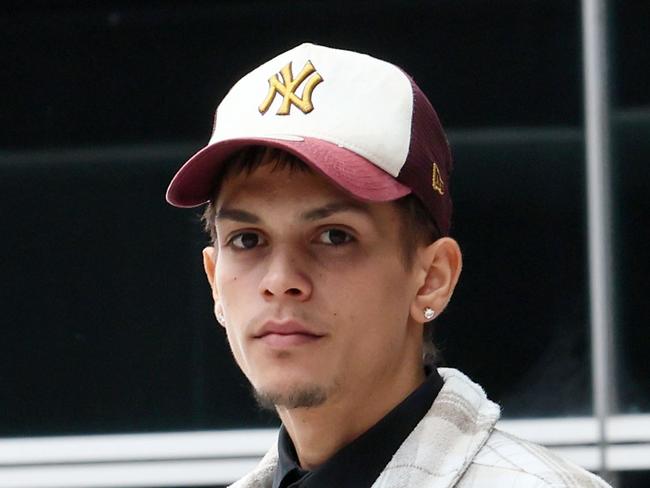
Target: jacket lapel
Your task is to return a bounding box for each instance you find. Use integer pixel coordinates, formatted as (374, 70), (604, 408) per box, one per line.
(228, 444), (279, 488)
(371, 368), (501, 488)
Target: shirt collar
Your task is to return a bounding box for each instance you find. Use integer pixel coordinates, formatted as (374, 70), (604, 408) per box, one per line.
(272, 368), (444, 488)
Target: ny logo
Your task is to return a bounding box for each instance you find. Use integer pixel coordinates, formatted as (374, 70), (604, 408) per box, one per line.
(259, 61), (324, 115)
(432, 162), (445, 195)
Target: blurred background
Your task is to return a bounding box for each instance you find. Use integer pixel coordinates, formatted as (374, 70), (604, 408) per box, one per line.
(1, 1), (648, 486)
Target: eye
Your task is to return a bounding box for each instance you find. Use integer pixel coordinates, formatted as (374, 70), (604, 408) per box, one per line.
(230, 232), (266, 250)
(317, 228), (353, 246)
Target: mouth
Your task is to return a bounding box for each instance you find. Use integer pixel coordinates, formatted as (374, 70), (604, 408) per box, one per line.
(254, 320), (325, 348)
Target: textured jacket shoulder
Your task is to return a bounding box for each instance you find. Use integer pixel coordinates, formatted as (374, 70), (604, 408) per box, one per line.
(459, 428), (610, 488)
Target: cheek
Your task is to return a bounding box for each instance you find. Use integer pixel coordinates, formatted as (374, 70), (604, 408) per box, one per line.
(324, 268), (407, 334)
(349, 265), (414, 337)
(334, 259), (411, 308)
(216, 259), (250, 310)
(223, 322), (252, 376)
(215, 261), (258, 375)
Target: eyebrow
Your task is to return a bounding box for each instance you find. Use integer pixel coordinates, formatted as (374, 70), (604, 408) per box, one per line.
(215, 208), (260, 224)
(215, 200), (372, 224)
(300, 201), (372, 221)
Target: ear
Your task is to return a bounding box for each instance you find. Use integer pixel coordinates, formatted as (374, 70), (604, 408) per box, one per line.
(410, 237), (462, 323)
(202, 246), (224, 326)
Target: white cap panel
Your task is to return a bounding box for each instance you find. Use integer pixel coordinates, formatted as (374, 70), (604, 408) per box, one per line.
(211, 43), (413, 177)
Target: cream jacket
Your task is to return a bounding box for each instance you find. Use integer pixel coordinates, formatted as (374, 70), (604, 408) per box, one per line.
(230, 368), (611, 488)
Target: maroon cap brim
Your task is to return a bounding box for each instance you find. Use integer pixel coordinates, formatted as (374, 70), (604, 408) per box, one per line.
(166, 137), (411, 207)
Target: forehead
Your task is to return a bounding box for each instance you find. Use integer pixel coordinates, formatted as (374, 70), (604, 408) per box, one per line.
(214, 161), (406, 233)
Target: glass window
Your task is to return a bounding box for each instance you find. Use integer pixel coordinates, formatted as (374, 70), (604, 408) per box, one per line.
(2, 0), (589, 436)
(440, 130), (590, 418)
(611, 1), (650, 414)
(619, 471), (650, 488)
(4, 4), (649, 485)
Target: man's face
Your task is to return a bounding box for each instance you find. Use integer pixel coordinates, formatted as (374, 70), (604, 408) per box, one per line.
(207, 163), (424, 410)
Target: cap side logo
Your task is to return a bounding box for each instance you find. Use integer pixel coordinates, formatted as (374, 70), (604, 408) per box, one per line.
(259, 61), (324, 116)
(432, 162), (445, 195)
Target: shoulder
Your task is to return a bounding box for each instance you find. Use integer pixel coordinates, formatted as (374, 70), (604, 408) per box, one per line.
(459, 428), (611, 488)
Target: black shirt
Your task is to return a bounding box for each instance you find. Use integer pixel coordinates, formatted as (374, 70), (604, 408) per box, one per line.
(272, 368), (444, 488)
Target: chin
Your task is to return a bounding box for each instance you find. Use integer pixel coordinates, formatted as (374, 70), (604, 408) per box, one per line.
(251, 379), (330, 411)
(253, 385), (328, 411)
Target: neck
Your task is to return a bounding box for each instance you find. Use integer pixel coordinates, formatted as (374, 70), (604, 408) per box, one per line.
(276, 348), (426, 470)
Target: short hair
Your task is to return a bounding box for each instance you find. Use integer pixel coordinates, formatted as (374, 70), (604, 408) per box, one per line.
(200, 146), (442, 366)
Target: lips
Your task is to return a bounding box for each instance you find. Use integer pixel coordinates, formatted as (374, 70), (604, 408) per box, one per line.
(254, 320), (324, 348)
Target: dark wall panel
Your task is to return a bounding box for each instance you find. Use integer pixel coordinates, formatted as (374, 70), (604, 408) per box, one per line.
(2, 1), (581, 149)
(441, 129), (590, 417)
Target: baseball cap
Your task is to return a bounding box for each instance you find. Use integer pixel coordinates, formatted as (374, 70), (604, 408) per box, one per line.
(166, 42), (453, 235)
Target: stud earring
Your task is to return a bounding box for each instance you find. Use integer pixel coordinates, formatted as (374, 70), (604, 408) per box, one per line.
(216, 311), (225, 325)
(423, 307), (436, 321)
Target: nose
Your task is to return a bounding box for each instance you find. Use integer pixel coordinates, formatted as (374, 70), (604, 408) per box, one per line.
(259, 249), (313, 302)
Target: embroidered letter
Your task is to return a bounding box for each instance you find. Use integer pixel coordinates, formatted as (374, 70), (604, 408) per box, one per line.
(259, 61), (324, 115)
(432, 162), (445, 195)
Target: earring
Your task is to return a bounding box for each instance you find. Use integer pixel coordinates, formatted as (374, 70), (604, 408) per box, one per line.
(216, 311), (225, 325)
(424, 307), (436, 321)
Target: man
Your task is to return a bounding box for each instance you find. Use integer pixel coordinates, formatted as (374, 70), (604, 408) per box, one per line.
(166, 43), (610, 487)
